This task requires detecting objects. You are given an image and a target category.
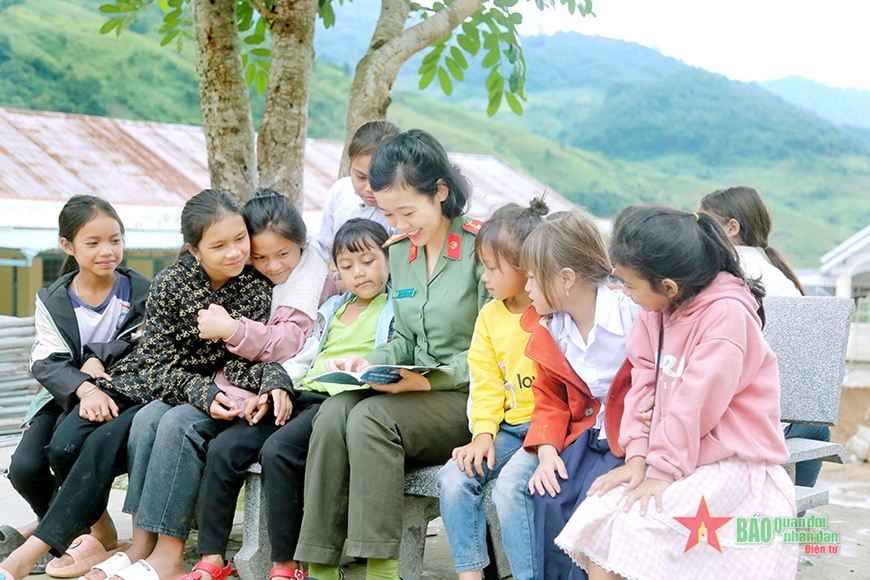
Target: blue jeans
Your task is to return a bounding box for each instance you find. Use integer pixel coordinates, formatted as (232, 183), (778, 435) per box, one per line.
(123, 401), (224, 539)
(493, 445), (539, 580)
(783, 423), (831, 488)
(437, 423), (537, 579)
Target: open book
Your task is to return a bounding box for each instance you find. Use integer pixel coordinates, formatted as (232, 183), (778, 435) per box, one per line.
(310, 365), (447, 386)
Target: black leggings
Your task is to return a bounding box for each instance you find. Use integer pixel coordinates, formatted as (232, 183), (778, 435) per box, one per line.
(196, 392), (326, 562)
(34, 391), (141, 556)
(7, 400), (66, 520)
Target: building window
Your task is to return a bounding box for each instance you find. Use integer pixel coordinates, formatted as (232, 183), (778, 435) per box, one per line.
(41, 255), (65, 287)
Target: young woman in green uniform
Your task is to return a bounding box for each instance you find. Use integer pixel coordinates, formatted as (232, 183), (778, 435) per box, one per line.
(295, 130), (489, 580)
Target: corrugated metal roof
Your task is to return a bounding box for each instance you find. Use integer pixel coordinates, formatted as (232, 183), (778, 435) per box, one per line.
(0, 107), (577, 234)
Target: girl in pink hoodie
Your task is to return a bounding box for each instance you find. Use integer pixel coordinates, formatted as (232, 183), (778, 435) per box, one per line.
(556, 206), (797, 580)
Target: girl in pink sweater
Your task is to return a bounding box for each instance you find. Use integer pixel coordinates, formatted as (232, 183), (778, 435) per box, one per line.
(556, 206), (797, 580)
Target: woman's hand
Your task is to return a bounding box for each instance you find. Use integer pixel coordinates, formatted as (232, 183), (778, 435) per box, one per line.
(326, 354), (371, 373)
(528, 444), (568, 497)
(80, 358), (112, 382)
(209, 392), (243, 420)
(370, 369), (431, 394)
(623, 477), (670, 516)
(634, 395), (655, 433)
(76, 382), (119, 423)
(242, 394), (271, 425)
(269, 389), (293, 425)
(197, 304), (239, 340)
(452, 434), (495, 478)
(587, 455), (647, 498)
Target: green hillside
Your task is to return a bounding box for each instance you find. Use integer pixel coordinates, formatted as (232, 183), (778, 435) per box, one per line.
(1, 0), (868, 268)
(762, 76), (870, 131)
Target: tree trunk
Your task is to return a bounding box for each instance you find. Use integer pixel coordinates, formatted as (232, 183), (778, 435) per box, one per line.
(192, 0), (258, 200)
(339, 0), (485, 176)
(257, 0), (318, 210)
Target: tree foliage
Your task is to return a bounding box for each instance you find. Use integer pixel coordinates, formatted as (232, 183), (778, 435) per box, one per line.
(98, 0), (591, 115)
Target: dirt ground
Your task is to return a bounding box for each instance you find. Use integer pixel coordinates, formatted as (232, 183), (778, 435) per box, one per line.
(830, 387), (870, 444)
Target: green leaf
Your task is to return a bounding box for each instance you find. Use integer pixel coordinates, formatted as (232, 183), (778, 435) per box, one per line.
(505, 92), (523, 115)
(258, 60), (270, 72)
(99, 4), (121, 13)
(508, 12), (523, 25)
(488, 73), (505, 97)
(438, 67), (453, 95)
(157, 0), (169, 10)
(491, 10), (509, 26)
(486, 91), (502, 116)
(168, 0), (183, 7)
(456, 35), (478, 56)
(241, 54), (248, 67)
(255, 15), (267, 36)
(320, 0), (335, 27)
(244, 35), (265, 44)
(245, 63), (256, 85)
(422, 47), (444, 66)
(251, 48), (271, 57)
(482, 49), (500, 68)
(485, 68), (501, 91)
(419, 67), (437, 89)
(433, 1), (444, 9)
(445, 58), (464, 81)
(99, 18), (122, 34)
(450, 46), (468, 69)
(160, 28), (181, 46)
(255, 70), (268, 95)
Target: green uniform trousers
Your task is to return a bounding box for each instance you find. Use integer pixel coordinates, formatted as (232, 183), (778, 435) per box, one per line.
(294, 388), (471, 564)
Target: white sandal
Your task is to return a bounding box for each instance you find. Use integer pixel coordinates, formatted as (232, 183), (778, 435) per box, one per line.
(111, 560), (160, 580)
(81, 552), (132, 580)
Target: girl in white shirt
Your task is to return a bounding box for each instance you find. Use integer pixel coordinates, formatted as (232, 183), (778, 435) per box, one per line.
(699, 186), (804, 297)
(310, 121), (400, 262)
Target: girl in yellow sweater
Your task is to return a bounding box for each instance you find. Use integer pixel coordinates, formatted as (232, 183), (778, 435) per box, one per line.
(436, 198), (549, 580)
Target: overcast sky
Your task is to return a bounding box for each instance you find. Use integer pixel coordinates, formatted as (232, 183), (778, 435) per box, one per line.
(516, 0), (870, 90)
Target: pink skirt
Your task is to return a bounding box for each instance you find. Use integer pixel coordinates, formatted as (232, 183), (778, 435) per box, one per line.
(555, 457), (798, 580)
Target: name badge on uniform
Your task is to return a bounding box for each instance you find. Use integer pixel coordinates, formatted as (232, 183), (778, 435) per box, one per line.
(392, 288), (416, 299)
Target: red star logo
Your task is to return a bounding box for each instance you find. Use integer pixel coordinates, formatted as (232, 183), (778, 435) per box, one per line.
(673, 496), (733, 554)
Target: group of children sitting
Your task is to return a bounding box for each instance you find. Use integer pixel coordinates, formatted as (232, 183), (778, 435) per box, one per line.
(0, 121), (806, 580)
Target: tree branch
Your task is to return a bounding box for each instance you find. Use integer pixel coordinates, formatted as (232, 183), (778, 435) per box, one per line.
(398, 0), (485, 57)
(370, 0), (412, 49)
(244, 0), (272, 22)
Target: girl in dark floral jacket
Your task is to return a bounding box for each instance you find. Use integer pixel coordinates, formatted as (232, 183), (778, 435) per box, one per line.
(0, 190), (290, 580)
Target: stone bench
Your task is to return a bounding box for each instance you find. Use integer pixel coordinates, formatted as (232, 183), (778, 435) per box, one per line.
(762, 296), (853, 514)
(236, 463), (511, 580)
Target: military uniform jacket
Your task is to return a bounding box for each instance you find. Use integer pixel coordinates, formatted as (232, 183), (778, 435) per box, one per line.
(95, 253), (292, 413)
(365, 216), (489, 391)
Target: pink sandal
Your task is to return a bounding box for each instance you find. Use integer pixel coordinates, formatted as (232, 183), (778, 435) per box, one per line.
(269, 567), (307, 579)
(178, 561), (238, 580)
(0, 565), (18, 580)
(45, 535), (129, 578)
